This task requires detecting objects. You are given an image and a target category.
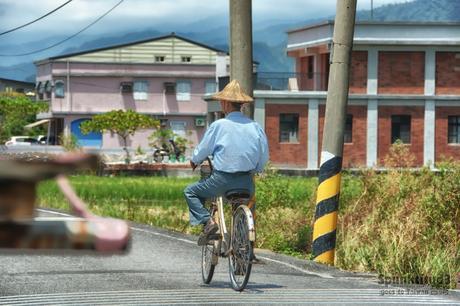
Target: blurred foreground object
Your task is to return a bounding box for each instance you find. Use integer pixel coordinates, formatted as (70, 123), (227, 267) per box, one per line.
(0, 153), (130, 252)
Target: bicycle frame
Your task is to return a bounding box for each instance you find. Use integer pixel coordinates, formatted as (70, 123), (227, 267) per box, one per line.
(211, 196), (256, 260)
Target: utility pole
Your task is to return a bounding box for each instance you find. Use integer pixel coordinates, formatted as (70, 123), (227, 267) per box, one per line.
(371, 0), (374, 20)
(312, 0), (357, 265)
(229, 0), (254, 119)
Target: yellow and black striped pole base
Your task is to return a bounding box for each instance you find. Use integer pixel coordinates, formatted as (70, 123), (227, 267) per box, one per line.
(312, 153), (342, 265)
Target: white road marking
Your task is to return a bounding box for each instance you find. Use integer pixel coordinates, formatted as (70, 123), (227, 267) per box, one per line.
(130, 227), (195, 245)
(36, 208), (74, 217)
(256, 255), (334, 279)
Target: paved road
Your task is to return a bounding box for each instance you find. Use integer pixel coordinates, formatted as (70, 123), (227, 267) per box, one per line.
(0, 209), (458, 305)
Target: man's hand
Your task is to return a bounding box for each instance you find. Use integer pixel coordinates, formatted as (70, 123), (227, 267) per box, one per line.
(190, 160), (197, 171)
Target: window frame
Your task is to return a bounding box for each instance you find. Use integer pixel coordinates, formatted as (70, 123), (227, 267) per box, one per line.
(344, 114), (353, 144)
(170, 120), (187, 137)
(279, 113), (300, 143)
(54, 80), (65, 98)
(176, 80), (191, 101)
(391, 115), (411, 144)
(205, 80), (217, 94)
(133, 80), (149, 100)
(155, 55), (165, 63)
(448, 116), (460, 144)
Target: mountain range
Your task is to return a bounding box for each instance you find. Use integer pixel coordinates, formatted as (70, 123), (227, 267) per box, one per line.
(1, 0), (459, 82)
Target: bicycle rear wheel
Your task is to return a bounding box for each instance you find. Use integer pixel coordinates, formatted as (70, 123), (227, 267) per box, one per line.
(228, 205), (254, 291)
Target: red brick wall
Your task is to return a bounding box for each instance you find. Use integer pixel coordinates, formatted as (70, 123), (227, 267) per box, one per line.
(435, 107), (460, 161)
(436, 52), (460, 95)
(349, 51), (368, 94)
(378, 51), (425, 94)
(318, 105), (367, 168)
(378, 106), (424, 166)
(265, 104), (308, 167)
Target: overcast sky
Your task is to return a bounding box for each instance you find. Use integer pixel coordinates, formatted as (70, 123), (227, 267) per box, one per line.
(0, 0), (412, 36)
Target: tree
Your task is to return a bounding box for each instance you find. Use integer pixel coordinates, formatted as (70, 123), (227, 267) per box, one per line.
(80, 110), (159, 163)
(148, 128), (175, 149)
(0, 92), (48, 143)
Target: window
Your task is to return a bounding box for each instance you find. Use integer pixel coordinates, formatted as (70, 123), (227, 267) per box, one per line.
(133, 80), (148, 100)
(170, 121), (186, 137)
(45, 81), (52, 93)
(15, 88), (24, 93)
(308, 56), (314, 79)
(279, 113), (299, 143)
(45, 81), (52, 99)
(155, 56), (165, 63)
(164, 82), (176, 94)
(120, 82), (133, 93)
(54, 80), (65, 98)
(159, 119), (168, 128)
(344, 114), (353, 143)
(176, 80), (191, 101)
(448, 116), (460, 144)
(391, 115), (411, 144)
(205, 80), (217, 94)
(181, 56), (192, 63)
(37, 82), (45, 100)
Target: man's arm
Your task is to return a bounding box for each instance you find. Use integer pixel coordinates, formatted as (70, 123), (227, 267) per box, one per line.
(191, 123), (217, 165)
(254, 127), (269, 173)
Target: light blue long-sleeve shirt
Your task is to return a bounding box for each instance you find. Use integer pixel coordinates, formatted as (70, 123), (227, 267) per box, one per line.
(192, 111), (269, 173)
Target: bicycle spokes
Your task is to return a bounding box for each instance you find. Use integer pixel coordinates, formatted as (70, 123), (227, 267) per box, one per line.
(228, 206), (253, 291)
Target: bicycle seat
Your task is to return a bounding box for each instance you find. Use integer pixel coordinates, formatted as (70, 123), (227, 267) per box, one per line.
(224, 189), (251, 201)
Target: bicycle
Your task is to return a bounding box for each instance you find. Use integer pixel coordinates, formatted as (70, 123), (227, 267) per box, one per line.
(199, 158), (256, 291)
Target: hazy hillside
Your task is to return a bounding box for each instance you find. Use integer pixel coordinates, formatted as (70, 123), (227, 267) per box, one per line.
(357, 0), (460, 21)
(1, 0), (458, 82)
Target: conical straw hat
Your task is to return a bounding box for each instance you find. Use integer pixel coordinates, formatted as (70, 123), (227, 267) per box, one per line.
(211, 80), (253, 103)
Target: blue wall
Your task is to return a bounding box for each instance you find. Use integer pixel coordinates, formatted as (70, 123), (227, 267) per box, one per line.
(70, 118), (102, 147)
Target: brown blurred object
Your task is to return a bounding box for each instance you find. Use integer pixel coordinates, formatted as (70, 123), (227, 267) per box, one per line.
(0, 153), (130, 252)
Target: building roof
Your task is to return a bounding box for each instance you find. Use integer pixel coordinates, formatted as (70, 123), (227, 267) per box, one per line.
(37, 32), (227, 63)
(286, 20), (460, 34)
(286, 20), (460, 51)
(0, 77), (34, 86)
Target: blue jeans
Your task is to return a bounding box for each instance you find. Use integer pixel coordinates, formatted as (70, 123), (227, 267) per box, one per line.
(184, 170), (254, 225)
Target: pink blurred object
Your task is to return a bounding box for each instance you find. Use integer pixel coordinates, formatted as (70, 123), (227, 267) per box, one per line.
(56, 175), (130, 252)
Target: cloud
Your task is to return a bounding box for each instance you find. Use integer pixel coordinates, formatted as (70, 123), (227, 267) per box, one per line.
(0, 0), (413, 34)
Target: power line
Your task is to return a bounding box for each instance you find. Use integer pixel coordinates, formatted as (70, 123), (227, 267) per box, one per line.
(0, 0), (125, 57)
(0, 0), (74, 37)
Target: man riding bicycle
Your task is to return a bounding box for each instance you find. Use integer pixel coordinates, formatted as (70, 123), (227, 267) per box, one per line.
(184, 80), (269, 244)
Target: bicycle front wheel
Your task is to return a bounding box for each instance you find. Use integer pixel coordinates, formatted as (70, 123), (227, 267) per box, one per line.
(201, 241), (216, 284)
(228, 205), (254, 291)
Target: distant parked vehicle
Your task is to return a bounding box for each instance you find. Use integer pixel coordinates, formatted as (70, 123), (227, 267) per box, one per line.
(37, 135), (57, 145)
(5, 136), (39, 146)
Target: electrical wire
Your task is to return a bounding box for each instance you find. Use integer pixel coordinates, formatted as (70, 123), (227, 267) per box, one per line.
(0, 0), (74, 36)
(0, 0), (125, 57)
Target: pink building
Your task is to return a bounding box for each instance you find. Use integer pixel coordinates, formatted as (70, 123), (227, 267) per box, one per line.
(34, 33), (228, 151)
